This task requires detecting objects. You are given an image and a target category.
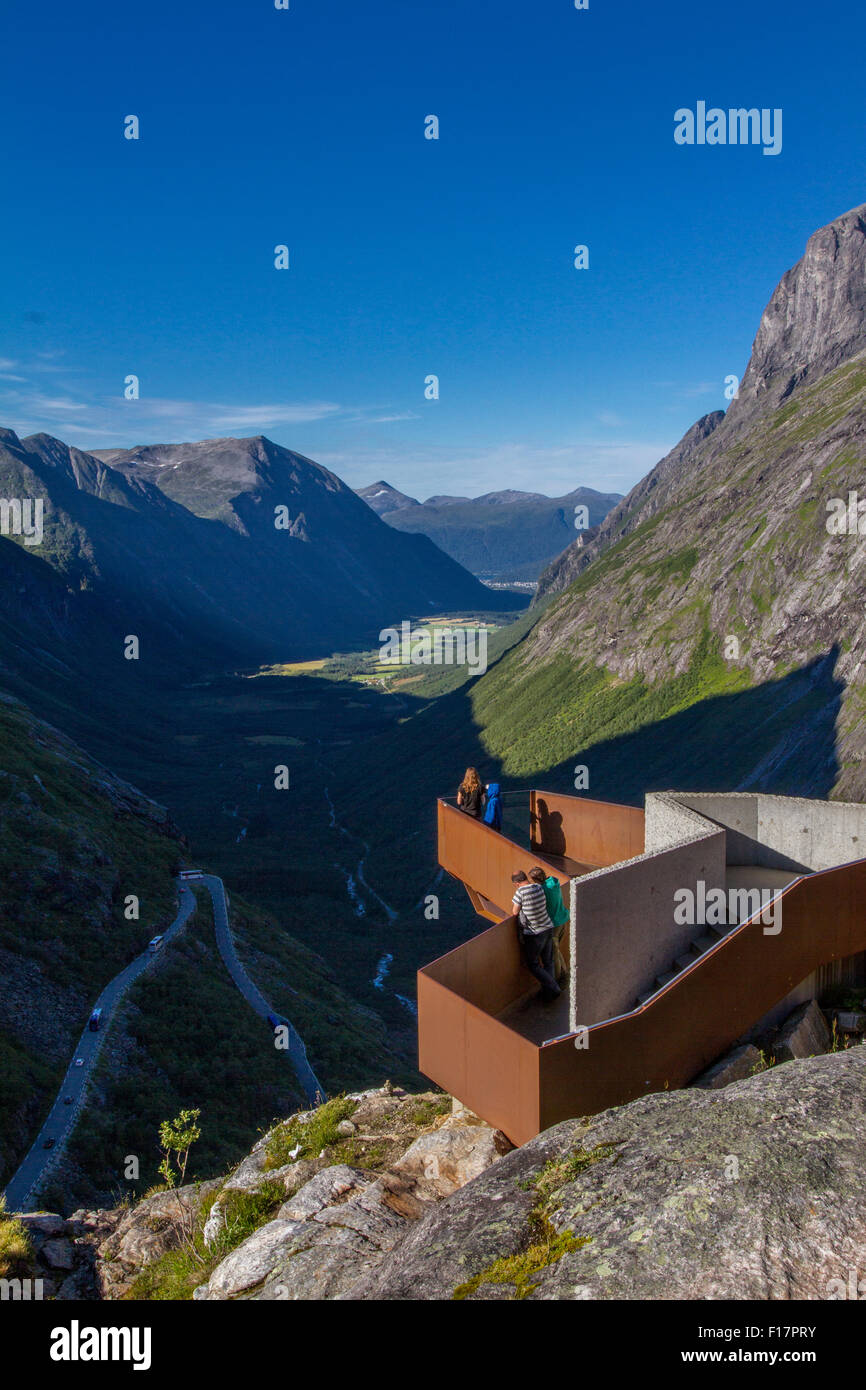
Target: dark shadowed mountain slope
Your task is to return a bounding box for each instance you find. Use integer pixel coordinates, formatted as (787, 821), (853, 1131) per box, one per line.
(357, 482), (622, 582)
(89, 434), (519, 626)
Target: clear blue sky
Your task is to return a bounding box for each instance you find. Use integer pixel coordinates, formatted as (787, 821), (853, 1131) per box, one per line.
(1, 0), (864, 499)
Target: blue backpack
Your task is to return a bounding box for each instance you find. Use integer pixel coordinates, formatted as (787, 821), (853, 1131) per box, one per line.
(483, 782), (502, 831)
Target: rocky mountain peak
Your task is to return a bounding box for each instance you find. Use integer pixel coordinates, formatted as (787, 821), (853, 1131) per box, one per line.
(735, 201), (866, 411)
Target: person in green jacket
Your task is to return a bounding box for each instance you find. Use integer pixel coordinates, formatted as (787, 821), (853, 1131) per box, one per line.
(530, 867), (569, 981)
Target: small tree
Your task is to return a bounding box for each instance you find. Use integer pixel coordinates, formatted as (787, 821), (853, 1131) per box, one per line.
(157, 1108), (201, 1189)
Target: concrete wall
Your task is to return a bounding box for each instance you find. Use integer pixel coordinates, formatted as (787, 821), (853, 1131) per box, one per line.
(664, 792), (866, 873)
(756, 795), (866, 872)
(667, 793), (761, 865)
(570, 795), (726, 1027)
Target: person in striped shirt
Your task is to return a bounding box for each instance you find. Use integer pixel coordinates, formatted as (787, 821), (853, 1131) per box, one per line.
(511, 871), (561, 1001)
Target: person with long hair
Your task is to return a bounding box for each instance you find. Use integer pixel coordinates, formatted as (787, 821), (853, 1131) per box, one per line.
(456, 766), (486, 819)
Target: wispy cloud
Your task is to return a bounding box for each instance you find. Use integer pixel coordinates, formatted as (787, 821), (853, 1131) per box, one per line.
(206, 402), (341, 429)
(360, 411), (420, 425)
(0, 379), (344, 445)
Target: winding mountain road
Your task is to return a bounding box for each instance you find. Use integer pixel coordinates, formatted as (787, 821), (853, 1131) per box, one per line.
(203, 873), (325, 1106)
(3, 872), (324, 1213)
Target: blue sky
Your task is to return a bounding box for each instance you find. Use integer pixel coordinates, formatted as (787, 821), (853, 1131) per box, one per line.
(1, 0), (864, 499)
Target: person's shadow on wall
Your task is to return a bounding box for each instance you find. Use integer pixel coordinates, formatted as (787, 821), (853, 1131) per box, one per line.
(534, 799), (565, 856)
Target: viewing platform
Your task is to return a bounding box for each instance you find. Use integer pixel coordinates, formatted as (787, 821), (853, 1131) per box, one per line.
(418, 790), (866, 1145)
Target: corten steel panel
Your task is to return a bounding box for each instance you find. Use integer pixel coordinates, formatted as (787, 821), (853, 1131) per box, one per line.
(417, 972), (540, 1143)
(531, 791), (645, 867)
(438, 800), (572, 918)
(465, 885), (506, 924)
(537, 858), (866, 1134)
(422, 913), (536, 1017)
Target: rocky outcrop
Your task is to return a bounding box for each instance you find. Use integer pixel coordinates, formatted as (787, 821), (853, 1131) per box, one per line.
(8, 1210), (107, 1299)
(20, 1041), (866, 1301)
(350, 1045), (866, 1301)
(692, 1042), (762, 1089)
(94, 1181), (222, 1299)
(194, 1088), (512, 1301)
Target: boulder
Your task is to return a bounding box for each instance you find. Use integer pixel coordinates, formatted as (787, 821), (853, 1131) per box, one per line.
(278, 1166), (372, 1221)
(221, 1146), (307, 1196)
(200, 1174), (414, 1301)
(833, 1010), (866, 1035)
(116, 1225), (169, 1270)
(38, 1238), (76, 1271)
(692, 1043), (763, 1089)
(773, 998), (831, 1063)
(220, 1150), (272, 1194)
(204, 1219), (307, 1299)
(18, 1213), (67, 1238)
(392, 1118), (511, 1199)
(202, 1202), (222, 1250)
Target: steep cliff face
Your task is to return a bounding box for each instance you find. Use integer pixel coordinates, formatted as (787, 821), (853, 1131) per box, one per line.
(479, 203), (866, 798)
(736, 203), (866, 412)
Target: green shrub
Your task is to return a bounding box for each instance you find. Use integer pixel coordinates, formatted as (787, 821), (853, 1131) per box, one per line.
(264, 1095), (357, 1170)
(0, 1201), (34, 1278)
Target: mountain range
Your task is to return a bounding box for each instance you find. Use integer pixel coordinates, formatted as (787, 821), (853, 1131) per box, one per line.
(356, 481), (622, 583)
(0, 432), (519, 691)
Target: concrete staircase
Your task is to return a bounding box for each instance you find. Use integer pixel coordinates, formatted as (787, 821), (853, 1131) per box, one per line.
(635, 920), (740, 1007)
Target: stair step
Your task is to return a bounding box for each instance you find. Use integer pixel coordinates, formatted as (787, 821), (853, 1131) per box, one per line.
(693, 933), (719, 954)
(709, 924), (730, 941)
(655, 969), (679, 988)
(636, 989), (656, 1006)
(675, 952), (699, 971)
